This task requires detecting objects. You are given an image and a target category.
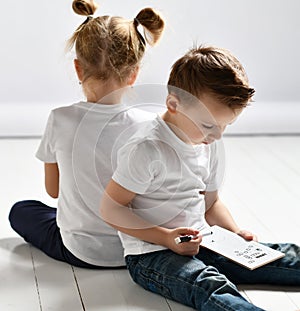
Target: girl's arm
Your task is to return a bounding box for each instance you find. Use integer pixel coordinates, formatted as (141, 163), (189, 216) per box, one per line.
(205, 191), (257, 241)
(44, 163), (59, 198)
(100, 180), (202, 256)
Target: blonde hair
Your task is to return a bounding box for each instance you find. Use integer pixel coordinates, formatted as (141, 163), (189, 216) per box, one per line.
(67, 0), (165, 83)
(168, 45), (255, 109)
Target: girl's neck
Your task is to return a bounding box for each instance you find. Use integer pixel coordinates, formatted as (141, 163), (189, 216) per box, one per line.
(83, 78), (127, 104)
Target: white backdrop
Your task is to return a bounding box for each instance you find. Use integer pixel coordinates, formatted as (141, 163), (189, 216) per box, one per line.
(0, 0), (299, 136)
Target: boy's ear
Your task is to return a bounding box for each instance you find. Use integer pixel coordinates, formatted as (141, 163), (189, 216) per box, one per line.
(166, 94), (180, 114)
(74, 59), (84, 82)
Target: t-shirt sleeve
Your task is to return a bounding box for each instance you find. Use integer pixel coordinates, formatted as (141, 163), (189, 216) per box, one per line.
(35, 111), (57, 163)
(112, 140), (157, 194)
(205, 141), (224, 192)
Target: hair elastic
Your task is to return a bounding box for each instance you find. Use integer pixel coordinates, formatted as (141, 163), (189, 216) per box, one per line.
(133, 18), (146, 45)
(83, 15), (93, 25)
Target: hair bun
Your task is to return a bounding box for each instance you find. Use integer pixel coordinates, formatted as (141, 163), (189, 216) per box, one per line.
(135, 7), (165, 46)
(72, 0), (98, 16)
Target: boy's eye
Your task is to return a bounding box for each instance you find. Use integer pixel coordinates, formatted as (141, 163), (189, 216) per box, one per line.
(202, 124), (214, 129)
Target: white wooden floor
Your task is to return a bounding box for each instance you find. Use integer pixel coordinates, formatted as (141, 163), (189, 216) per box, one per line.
(1, 136), (300, 311)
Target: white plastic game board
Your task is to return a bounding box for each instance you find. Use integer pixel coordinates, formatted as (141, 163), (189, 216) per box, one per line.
(201, 225), (285, 270)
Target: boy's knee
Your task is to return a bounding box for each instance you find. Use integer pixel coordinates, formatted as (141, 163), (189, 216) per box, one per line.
(197, 266), (237, 293)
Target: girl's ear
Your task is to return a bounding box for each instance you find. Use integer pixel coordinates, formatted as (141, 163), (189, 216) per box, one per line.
(74, 59), (84, 82)
(166, 94), (179, 114)
(127, 66), (139, 86)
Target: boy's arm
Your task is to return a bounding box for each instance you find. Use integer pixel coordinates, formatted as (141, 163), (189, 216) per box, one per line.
(205, 191), (257, 241)
(44, 163), (59, 198)
(100, 180), (202, 256)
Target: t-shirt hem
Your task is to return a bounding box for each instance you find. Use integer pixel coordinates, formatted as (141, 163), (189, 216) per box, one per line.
(205, 184), (219, 192)
(62, 238), (125, 267)
(35, 152), (57, 163)
(66, 247), (125, 267)
(123, 245), (167, 257)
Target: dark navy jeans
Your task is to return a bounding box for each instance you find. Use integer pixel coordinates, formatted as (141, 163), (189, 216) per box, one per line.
(9, 200), (107, 269)
(126, 243), (300, 311)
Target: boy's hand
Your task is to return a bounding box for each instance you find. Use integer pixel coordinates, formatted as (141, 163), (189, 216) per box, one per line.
(166, 227), (202, 256)
(237, 229), (258, 242)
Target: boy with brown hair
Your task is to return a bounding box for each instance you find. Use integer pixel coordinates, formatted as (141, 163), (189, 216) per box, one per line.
(101, 46), (300, 310)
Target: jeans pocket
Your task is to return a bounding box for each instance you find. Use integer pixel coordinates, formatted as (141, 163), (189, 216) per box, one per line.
(139, 268), (172, 298)
(126, 254), (172, 298)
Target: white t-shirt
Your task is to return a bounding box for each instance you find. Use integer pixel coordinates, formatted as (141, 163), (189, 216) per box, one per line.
(112, 115), (220, 256)
(36, 101), (155, 266)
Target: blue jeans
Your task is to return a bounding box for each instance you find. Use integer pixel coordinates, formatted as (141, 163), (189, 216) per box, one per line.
(126, 244), (300, 311)
(9, 200), (118, 269)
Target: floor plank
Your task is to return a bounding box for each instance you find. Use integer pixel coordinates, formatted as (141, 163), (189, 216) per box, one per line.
(286, 291), (300, 310)
(73, 267), (171, 310)
(166, 300), (197, 311)
(242, 288), (298, 311)
(0, 238), (40, 311)
(31, 248), (84, 311)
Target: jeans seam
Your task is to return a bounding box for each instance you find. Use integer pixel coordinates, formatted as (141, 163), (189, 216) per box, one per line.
(137, 258), (211, 303)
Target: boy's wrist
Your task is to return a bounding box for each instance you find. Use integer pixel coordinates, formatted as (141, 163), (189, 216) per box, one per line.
(137, 226), (171, 248)
(156, 227), (172, 247)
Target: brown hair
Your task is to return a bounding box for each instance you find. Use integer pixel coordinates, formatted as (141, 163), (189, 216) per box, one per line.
(67, 0), (164, 82)
(168, 46), (255, 109)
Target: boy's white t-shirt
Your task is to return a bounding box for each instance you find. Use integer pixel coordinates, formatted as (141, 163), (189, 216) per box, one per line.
(36, 101), (155, 266)
(112, 115), (220, 257)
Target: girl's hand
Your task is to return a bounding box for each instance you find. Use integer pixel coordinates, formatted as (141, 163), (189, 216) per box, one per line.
(237, 229), (258, 242)
(165, 227), (202, 256)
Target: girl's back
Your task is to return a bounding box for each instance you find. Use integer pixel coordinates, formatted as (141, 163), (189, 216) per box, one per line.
(37, 102), (154, 266)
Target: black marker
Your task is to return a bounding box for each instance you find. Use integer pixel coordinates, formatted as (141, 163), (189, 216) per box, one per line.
(174, 231), (213, 244)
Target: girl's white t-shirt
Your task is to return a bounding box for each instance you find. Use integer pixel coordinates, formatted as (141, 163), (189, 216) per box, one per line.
(112, 116), (221, 257)
(36, 101), (154, 266)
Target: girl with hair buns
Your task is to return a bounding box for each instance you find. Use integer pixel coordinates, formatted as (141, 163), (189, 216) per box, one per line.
(9, 0), (164, 268)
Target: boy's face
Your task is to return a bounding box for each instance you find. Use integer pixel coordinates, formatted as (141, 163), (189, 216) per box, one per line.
(175, 93), (243, 145)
